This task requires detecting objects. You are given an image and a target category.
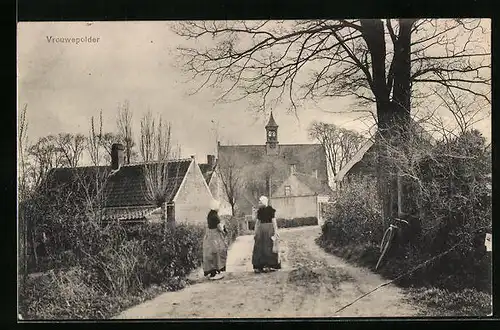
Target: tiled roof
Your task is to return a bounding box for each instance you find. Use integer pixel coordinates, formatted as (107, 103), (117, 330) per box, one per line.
(293, 173), (333, 196)
(266, 112), (278, 128)
(46, 159), (192, 209)
(102, 205), (160, 222)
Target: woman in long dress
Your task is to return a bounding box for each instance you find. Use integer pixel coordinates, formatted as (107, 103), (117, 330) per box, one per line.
(252, 196), (281, 273)
(203, 200), (228, 280)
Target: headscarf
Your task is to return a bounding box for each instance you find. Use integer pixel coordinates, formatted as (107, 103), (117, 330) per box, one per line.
(259, 195), (269, 207)
(209, 199), (220, 211)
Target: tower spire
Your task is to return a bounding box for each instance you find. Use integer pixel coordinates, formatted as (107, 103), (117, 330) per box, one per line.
(266, 111), (278, 128)
(265, 111), (279, 155)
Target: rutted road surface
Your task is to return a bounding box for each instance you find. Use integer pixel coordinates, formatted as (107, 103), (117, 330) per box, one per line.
(115, 226), (419, 319)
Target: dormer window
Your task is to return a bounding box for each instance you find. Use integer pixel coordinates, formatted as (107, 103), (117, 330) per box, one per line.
(284, 185), (291, 196)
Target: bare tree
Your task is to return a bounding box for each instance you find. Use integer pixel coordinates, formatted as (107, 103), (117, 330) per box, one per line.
(27, 135), (66, 189)
(173, 19), (490, 219)
(308, 121), (365, 177)
(83, 111), (111, 222)
(87, 111), (105, 167)
(116, 100), (136, 164)
(54, 133), (86, 168)
(18, 103), (29, 201)
(432, 88), (490, 137)
(99, 132), (122, 164)
(18, 103), (30, 282)
(140, 110), (181, 231)
(216, 153), (242, 216)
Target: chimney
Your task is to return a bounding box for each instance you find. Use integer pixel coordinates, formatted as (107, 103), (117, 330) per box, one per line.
(111, 143), (125, 170)
(207, 154), (216, 168)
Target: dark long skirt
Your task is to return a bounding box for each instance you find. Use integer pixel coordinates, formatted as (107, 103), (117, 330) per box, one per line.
(203, 228), (228, 276)
(252, 222), (281, 270)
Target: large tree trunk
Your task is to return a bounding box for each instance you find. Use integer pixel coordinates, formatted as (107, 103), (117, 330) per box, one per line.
(360, 19), (393, 224)
(361, 19), (416, 226)
(390, 20), (417, 243)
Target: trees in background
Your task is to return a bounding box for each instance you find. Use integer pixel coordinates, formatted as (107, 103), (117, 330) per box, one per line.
(308, 122), (365, 178)
(216, 152), (243, 216)
(139, 110), (182, 231)
(173, 19), (490, 221)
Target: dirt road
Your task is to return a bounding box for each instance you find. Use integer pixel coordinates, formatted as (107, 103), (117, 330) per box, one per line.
(115, 226), (419, 319)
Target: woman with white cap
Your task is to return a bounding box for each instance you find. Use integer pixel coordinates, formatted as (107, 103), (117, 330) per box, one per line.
(252, 195), (281, 273)
(202, 199), (228, 280)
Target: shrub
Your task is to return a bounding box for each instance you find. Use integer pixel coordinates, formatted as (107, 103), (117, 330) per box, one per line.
(127, 223), (204, 289)
(19, 266), (119, 319)
(247, 216), (318, 230)
(318, 130), (492, 293)
(277, 217), (318, 228)
(322, 176), (383, 246)
(19, 221), (207, 319)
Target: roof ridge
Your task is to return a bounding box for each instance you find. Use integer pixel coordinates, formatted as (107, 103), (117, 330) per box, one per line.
(122, 158), (193, 167)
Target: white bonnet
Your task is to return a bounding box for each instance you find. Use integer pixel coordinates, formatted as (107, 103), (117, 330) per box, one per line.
(259, 195), (269, 206)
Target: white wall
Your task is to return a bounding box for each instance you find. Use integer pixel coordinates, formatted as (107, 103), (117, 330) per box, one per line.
(174, 160), (214, 226)
(271, 195), (318, 219)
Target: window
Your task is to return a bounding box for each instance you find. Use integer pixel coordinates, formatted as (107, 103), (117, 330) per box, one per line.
(284, 185), (291, 196)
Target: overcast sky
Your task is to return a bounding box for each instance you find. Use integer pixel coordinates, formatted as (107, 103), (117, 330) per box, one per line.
(17, 21), (491, 164)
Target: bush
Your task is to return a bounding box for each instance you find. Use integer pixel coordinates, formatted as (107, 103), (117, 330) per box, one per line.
(318, 130), (492, 293)
(125, 223), (204, 289)
(19, 266), (120, 319)
(322, 176), (383, 246)
(277, 217), (318, 228)
(247, 216), (318, 230)
(19, 221), (206, 319)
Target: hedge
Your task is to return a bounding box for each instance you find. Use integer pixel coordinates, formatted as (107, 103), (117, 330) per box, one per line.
(247, 216), (318, 230)
(19, 222), (205, 319)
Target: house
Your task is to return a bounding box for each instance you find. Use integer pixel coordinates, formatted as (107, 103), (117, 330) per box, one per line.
(44, 143), (214, 225)
(271, 171), (333, 226)
(333, 121), (436, 218)
(333, 137), (378, 189)
(213, 112), (331, 221)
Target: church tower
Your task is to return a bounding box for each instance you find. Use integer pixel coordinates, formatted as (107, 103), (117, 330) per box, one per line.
(265, 111), (279, 155)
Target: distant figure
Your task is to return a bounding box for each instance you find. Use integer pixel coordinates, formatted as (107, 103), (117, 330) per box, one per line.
(203, 199), (228, 280)
(252, 196), (281, 273)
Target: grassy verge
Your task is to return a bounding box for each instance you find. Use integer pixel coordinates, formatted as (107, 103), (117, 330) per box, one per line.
(316, 237), (492, 316)
(403, 287), (492, 316)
